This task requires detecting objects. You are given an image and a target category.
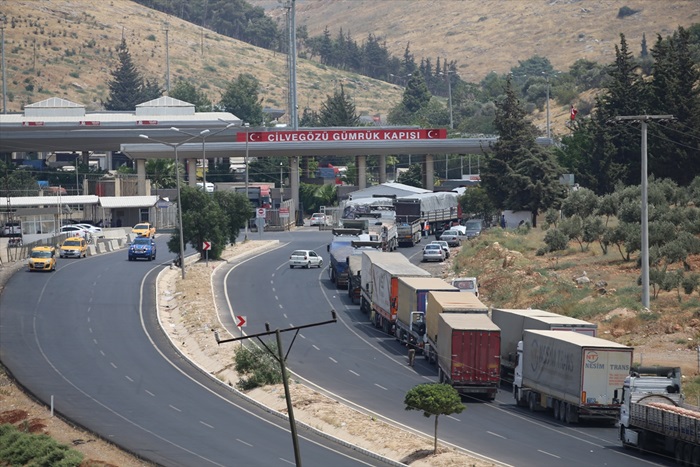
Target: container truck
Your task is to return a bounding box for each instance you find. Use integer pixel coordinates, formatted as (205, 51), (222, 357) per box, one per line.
(491, 308), (598, 382)
(396, 220), (422, 247)
(437, 313), (501, 400)
(327, 228), (364, 288)
(423, 291), (490, 364)
(395, 277), (459, 351)
(360, 251), (431, 333)
(618, 366), (700, 465)
(347, 254), (363, 304)
(513, 330), (632, 423)
(340, 216), (398, 251)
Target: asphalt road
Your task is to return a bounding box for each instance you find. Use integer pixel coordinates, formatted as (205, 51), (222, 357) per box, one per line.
(0, 236), (392, 467)
(221, 228), (675, 467)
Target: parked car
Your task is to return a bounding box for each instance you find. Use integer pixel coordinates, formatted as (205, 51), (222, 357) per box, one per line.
(57, 225), (92, 242)
(289, 249), (323, 268)
(28, 246), (56, 272)
(440, 229), (467, 247)
(132, 222), (156, 238)
(310, 213), (328, 226)
(422, 243), (446, 262)
(429, 240), (450, 258)
(2, 221), (21, 237)
(128, 236), (157, 261)
(60, 237), (87, 258)
(75, 223), (105, 238)
(464, 219), (484, 239)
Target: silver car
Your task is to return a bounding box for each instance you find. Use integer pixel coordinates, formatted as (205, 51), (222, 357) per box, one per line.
(440, 229), (466, 247)
(422, 243), (445, 262)
(429, 240), (450, 258)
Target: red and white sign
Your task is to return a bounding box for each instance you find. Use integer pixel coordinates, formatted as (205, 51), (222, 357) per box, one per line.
(137, 120), (159, 125)
(256, 208), (266, 218)
(236, 315), (247, 327)
(202, 241), (211, 250)
(22, 121), (45, 126)
(279, 207), (290, 218)
(79, 121), (101, 126)
(237, 128), (447, 143)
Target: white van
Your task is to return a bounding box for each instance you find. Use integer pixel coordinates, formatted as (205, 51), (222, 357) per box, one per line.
(196, 182), (215, 193)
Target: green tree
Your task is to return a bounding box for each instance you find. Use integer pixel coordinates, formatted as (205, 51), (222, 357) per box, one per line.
(401, 73), (431, 113)
(169, 79), (213, 112)
(219, 73), (264, 125)
(145, 158), (179, 189)
(318, 84), (360, 127)
(459, 186), (497, 222)
(480, 76), (566, 226)
(213, 190), (252, 244)
(234, 342), (284, 390)
(105, 39), (145, 110)
(404, 383), (464, 454)
(397, 163), (423, 188)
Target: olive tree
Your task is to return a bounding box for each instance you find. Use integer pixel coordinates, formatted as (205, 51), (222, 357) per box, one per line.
(404, 383), (464, 454)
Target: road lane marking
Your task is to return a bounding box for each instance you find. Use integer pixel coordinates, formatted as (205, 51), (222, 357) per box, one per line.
(110, 362), (117, 369)
(487, 431), (506, 439)
(200, 421), (214, 429)
(236, 439), (252, 447)
(349, 370), (360, 376)
(169, 405), (181, 412)
(145, 390), (155, 397)
(538, 450), (560, 458)
(447, 415), (460, 421)
(125, 375), (134, 382)
(374, 384), (388, 390)
(329, 357), (337, 363)
(312, 344), (320, 351)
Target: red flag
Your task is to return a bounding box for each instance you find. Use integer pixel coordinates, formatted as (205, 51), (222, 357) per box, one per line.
(570, 105), (578, 120)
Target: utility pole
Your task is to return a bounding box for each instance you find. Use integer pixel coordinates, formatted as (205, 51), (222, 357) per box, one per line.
(615, 114), (674, 310)
(215, 312), (338, 467)
(1, 17), (7, 114)
(163, 22), (170, 94)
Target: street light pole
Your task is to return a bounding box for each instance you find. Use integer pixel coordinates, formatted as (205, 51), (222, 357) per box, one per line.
(173, 123), (235, 192)
(139, 132), (197, 280)
(447, 72), (453, 130)
(545, 73), (551, 140)
(280, 162), (284, 202)
(244, 123), (250, 241)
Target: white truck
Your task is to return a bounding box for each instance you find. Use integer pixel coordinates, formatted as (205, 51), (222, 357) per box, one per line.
(514, 330), (633, 423)
(395, 277), (459, 352)
(340, 216), (398, 252)
(491, 308), (597, 382)
(618, 366), (700, 464)
(450, 277), (479, 296)
(423, 291), (489, 364)
(360, 251), (431, 334)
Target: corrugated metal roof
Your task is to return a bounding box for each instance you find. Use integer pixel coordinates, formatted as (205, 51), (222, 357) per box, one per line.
(99, 196), (159, 208)
(137, 96), (194, 108)
(25, 98), (85, 108)
(6, 195), (99, 207)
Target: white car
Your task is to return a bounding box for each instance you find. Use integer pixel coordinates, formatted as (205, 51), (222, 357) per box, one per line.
(429, 240), (450, 258)
(422, 243), (446, 262)
(74, 223), (105, 238)
(440, 229), (466, 247)
(289, 249), (323, 268)
(57, 225), (92, 241)
(310, 213), (328, 226)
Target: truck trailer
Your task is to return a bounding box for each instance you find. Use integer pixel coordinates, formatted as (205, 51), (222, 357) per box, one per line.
(491, 308), (598, 382)
(423, 291), (490, 364)
(394, 192), (462, 236)
(360, 251), (431, 334)
(618, 366), (700, 465)
(395, 277), (459, 351)
(514, 330), (632, 423)
(437, 313), (501, 400)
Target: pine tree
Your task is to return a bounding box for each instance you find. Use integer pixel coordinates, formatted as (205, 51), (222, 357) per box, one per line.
(105, 39), (145, 110)
(169, 80), (213, 112)
(318, 84), (360, 127)
(401, 73), (431, 113)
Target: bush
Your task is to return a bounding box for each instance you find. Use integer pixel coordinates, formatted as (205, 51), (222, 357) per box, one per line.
(543, 228), (568, 252)
(234, 342), (285, 390)
(0, 424), (83, 466)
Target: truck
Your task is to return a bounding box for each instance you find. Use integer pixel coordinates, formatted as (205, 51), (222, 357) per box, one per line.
(347, 254), (363, 304)
(423, 291), (490, 364)
(491, 308), (598, 382)
(396, 220), (422, 247)
(395, 277), (459, 351)
(618, 366), (699, 464)
(450, 277), (479, 296)
(437, 313), (501, 400)
(327, 228), (364, 288)
(340, 215), (398, 252)
(394, 192), (462, 236)
(513, 330), (633, 423)
(360, 251), (431, 334)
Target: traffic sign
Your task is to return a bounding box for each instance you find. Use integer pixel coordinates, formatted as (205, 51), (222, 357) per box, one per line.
(279, 207), (290, 218)
(202, 241), (211, 250)
(256, 208), (266, 218)
(236, 315), (247, 327)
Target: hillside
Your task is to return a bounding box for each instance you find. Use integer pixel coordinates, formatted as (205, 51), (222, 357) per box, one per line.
(0, 1), (401, 117)
(260, 0), (699, 83)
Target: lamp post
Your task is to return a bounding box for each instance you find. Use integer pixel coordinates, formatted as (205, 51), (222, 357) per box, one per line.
(243, 122), (250, 241)
(440, 70), (457, 130)
(280, 162), (284, 202)
(173, 123), (235, 192)
(543, 72), (551, 140)
(139, 132), (197, 279)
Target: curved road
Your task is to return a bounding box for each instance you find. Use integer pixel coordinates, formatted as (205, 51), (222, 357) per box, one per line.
(0, 236), (390, 466)
(222, 229), (675, 467)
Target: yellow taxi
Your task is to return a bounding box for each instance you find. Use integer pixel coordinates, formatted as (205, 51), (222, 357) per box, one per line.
(28, 246), (56, 272)
(60, 236), (88, 258)
(132, 222), (156, 238)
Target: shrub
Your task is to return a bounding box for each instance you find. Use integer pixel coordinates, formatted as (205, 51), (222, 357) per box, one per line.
(234, 342), (285, 390)
(544, 228), (568, 252)
(146, 34), (156, 41)
(617, 6), (640, 18)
